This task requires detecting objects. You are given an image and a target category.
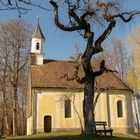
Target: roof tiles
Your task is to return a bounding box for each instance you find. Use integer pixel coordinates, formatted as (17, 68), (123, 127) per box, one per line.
(30, 60), (131, 91)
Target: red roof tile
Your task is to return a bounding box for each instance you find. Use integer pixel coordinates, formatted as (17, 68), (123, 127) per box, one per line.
(30, 60), (131, 91)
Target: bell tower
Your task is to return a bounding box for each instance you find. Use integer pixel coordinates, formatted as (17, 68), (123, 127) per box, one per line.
(31, 18), (45, 65)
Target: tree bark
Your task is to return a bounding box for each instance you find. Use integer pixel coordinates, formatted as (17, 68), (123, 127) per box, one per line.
(83, 76), (95, 133)
(4, 103), (9, 134)
(12, 87), (17, 135)
(1, 76), (10, 135)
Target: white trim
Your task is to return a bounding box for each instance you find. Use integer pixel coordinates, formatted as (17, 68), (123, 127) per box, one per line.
(123, 98), (127, 119)
(75, 94), (80, 127)
(71, 97), (74, 127)
(94, 92), (99, 120)
(36, 91), (42, 130)
(109, 95), (114, 127)
(38, 91), (64, 96)
(63, 99), (73, 119)
(100, 93), (105, 120)
(56, 96), (60, 128)
(116, 99), (125, 119)
(36, 93), (38, 129)
(33, 91), (38, 132)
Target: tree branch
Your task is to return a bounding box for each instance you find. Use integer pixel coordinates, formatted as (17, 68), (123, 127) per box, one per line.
(8, 0), (12, 5)
(93, 89), (104, 111)
(93, 59), (117, 76)
(80, 10), (98, 21)
(69, 8), (81, 25)
(0, 0), (31, 15)
(19, 0), (49, 11)
(94, 19), (116, 53)
(50, 0), (82, 32)
(112, 10), (140, 22)
(60, 62), (85, 84)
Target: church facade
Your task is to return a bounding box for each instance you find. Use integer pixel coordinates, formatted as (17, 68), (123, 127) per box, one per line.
(26, 22), (134, 135)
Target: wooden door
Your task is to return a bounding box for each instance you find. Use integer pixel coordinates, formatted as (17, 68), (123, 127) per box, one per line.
(44, 115), (52, 132)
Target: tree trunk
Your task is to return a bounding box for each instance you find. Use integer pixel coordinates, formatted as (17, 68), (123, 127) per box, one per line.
(4, 105), (10, 135)
(80, 30), (96, 134)
(1, 90), (10, 135)
(21, 93), (25, 135)
(1, 115), (4, 136)
(12, 87), (17, 135)
(83, 76), (96, 134)
(12, 110), (16, 135)
(12, 104), (16, 135)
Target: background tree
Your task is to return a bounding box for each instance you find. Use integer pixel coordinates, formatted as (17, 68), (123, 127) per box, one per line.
(95, 39), (129, 82)
(125, 26), (140, 134)
(126, 26), (140, 93)
(0, 22), (11, 135)
(0, 19), (30, 135)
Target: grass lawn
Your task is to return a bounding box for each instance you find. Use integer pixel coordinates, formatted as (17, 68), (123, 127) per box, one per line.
(0, 132), (140, 140)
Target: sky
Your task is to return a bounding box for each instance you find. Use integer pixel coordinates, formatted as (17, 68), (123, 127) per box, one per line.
(1, 0), (140, 60)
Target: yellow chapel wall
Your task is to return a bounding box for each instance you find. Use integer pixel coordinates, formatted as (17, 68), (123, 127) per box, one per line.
(94, 91), (108, 122)
(93, 90), (133, 134)
(34, 88), (84, 133)
(105, 90), (133, 134)
(28, 88), (133, 134)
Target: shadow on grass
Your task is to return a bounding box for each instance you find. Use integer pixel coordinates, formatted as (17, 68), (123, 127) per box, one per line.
(0, 137), (6, 140)
(5, 134), (139, 140)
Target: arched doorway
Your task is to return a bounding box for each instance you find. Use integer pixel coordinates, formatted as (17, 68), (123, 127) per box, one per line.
(44, 115), (52, 132)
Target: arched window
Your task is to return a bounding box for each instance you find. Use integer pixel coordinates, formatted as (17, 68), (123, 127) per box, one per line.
(117, 100), (123, 118)
(36, 42), (40, 50)
(64, 99), (71, 118)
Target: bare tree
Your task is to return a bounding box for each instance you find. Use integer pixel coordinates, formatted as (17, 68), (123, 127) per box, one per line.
(49, 0), (140, 133)
(124, 28), (140, 134)
(0, 21), (14, 135)
(98, 39), (129, 81)
(0, 0), (49, 17)
(7, 20), (30, 135)
(126, 26), (140, 93)
(0, 19), (30, 135)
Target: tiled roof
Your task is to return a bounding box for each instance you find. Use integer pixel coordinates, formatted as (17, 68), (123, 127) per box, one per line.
(30, 60), (132, 91)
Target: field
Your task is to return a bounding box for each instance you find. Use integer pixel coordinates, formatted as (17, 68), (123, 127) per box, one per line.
(0, 132), (140, 140)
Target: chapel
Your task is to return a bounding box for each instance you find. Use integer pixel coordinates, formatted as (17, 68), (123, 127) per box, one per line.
(26, 21), (134, 135)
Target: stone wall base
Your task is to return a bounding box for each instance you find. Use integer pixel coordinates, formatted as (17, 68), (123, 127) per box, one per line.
(111, 127), (134, 134)
(34, 127), (134, 134)
(36, 128), (81, 133)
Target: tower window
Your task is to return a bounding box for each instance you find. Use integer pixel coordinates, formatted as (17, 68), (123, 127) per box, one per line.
(64, 99), (71, 118)
(36, 42), (40, 50)
(117, 100), (123, 118)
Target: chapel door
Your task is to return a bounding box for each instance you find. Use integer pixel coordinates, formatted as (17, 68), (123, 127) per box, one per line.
(44, 115), (52, 132)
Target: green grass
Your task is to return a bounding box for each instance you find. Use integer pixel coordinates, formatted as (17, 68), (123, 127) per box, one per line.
(0, 132), (140, 140)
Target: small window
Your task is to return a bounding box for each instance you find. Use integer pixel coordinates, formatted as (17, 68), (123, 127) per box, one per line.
(64, 99), (71, 118)
(36, 42), (40, 50)
(117, 100), (123, 118)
